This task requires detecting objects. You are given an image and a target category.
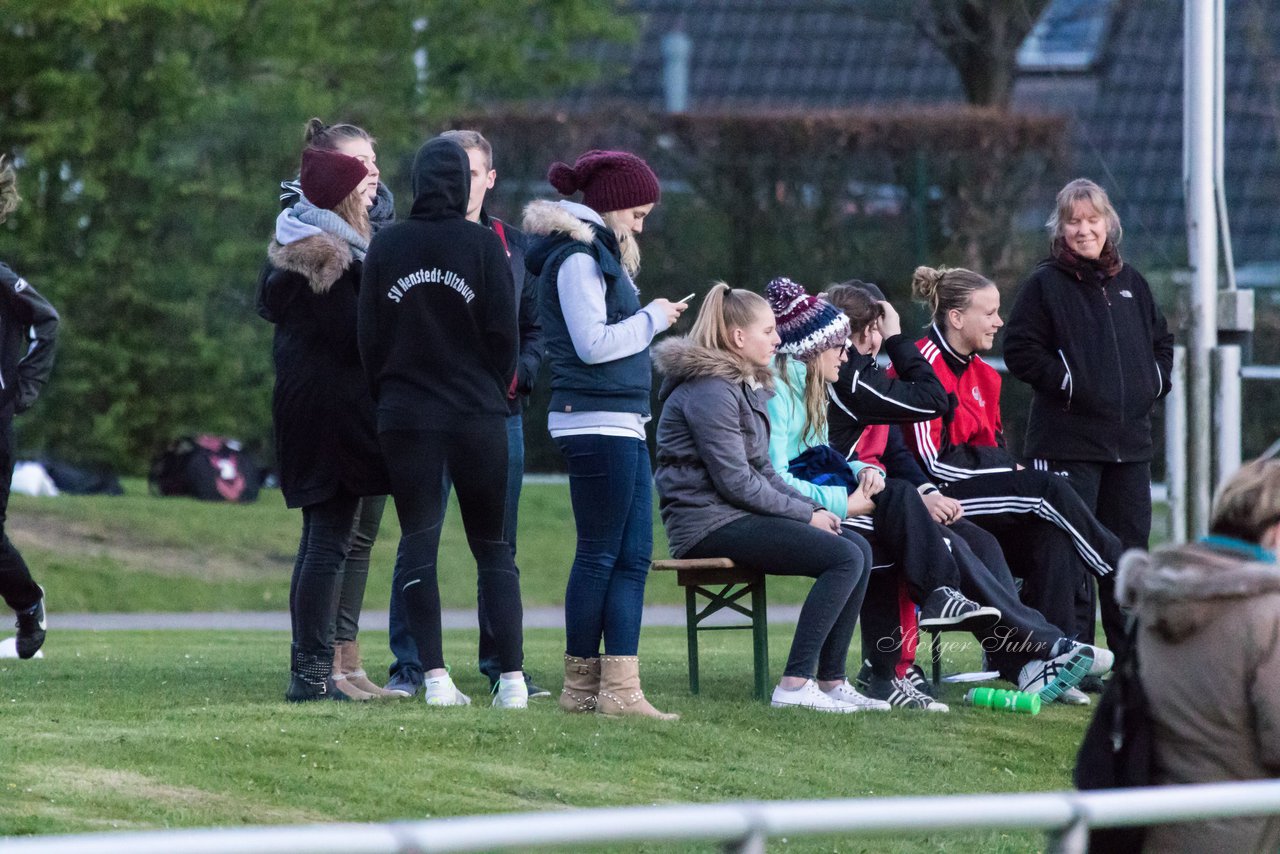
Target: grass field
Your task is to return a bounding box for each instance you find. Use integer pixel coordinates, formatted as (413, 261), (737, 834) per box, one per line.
(4, 479), (1107, 850)
(8, 478), (820, 613)
(0, 628), (1089, 851)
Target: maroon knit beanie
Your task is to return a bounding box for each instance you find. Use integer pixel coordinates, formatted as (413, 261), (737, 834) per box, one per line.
(299, 147), (368, 210)
(546, 149), (660, 213)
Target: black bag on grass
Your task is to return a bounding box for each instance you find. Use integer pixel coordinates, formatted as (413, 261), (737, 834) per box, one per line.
(148, 435), (261, 502)
(1073, 619), (1155, 853)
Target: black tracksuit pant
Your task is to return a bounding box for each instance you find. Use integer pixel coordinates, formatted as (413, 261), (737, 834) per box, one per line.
(1028, 459), (1151, 658)
(858, 517), (1065, 682)
(940, 469), (1123, 644)
(0, 420), (41, 614)
(380, 421), (523, 674)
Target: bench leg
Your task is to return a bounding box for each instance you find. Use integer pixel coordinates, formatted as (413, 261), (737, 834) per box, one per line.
(751, 581), (770, 702)
(930, 629), (942, 694)
(686, 586), (700, 695)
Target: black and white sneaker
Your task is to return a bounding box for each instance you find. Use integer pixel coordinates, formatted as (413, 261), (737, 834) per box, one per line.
(1018, 646), (1094, 703)
(918, 586), (1001, 631)
(864, 674), (949, 712)
(905, 664), (938, 699)
(853, 659), (874, 693)
(15, 587), (46, 660)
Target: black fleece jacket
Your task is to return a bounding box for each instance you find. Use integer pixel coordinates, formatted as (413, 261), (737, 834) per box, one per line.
(357, 138), (517, 431)
(1005, 258), (1173, 462)
(0, 261), (58, 417)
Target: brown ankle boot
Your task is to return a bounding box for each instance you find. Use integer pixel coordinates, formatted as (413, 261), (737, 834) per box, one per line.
(559, 655), (600, 713)
(338, 640), (398, 699)
(331, 643), (373, 701)
(597, 655), (678, 720)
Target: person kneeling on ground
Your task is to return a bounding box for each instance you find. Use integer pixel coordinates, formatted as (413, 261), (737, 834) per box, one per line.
(654, 283), (888, 713)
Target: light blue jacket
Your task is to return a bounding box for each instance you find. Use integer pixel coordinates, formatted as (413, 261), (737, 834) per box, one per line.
(766, 358), (879, 516)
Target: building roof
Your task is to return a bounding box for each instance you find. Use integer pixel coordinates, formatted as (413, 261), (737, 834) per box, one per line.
(563, 0), (1280, 268)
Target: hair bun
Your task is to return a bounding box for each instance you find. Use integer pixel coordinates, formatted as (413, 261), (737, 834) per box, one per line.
(547, 161), (579, 196)
(911, 265), (944, 301)
(765, 276), (806, 314)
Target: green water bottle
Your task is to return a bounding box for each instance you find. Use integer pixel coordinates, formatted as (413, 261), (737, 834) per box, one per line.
(965, 686), (1041, 715)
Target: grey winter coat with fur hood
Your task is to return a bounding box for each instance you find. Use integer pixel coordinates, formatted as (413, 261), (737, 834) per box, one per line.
(1118, 541), (1280, 854)
(653, 337), (820, 558)
(258, 232), (389, 509)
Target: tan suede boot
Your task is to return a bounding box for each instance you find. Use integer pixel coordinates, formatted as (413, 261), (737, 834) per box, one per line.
(597, 655), (678, 720)
(559, 655), (600, 713)
(330, 643), (373, 701)
(338, 640), (398, 699)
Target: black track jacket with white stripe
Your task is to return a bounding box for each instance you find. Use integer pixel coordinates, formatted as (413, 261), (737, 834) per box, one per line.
(828, 332), (949, 459)
(1005, 258), (1173, 463)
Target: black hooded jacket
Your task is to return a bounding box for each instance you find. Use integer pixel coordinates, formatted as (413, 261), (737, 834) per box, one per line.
(1005, 256), (1173, 462)
(0, 262), (58, 418)
(357, 138), (517, 431)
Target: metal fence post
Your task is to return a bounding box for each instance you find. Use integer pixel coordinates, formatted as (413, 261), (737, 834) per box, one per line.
(1166, 346), (1187, 544)
(1213, 344), (1242, 488)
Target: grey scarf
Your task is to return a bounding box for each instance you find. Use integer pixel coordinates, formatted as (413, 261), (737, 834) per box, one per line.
(291, 200), (370, 261)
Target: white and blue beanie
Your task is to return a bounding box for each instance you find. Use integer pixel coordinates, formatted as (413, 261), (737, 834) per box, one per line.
(766, 277), (850, 361)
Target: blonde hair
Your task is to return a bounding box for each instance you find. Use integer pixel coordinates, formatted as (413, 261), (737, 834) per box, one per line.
(332, 188), (372, 240)
(601, 210), (641, 277)
(439, 129), (493, 171)
(912, 265), (995, 326)
(1047, 178), (1122, 245)
(0, 155), (19, 224)
(689, 282), (771, 352)
(776, 351), (831, 448)
(1210, 457), (1280, 544)
(303, 117), (376, 150)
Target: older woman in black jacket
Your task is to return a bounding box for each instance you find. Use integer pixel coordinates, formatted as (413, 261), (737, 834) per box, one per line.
(258, 145), (389, 702)
(653, 283), (887, 713)
(1005, 178), (1174, 659)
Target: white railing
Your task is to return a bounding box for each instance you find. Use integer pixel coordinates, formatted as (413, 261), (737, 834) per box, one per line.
(3, 780), (1280, 854)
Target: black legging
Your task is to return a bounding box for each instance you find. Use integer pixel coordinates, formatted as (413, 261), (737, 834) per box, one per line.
(380, 424), (523, 674)
(290, 489), (360, 655)
(686, 515), (870, 681)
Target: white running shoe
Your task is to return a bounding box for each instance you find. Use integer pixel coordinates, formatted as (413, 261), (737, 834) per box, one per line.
(771, 679), (856, 713)
(492, 676), (529, 709)
(1018, 646), (1093, 703)
(821, 680), (892, 712)
(423, 674), (472, 707)
(1057, 686), (1092, 706)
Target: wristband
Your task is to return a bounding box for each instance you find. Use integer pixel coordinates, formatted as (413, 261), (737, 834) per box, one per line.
(918, 484), (940, 496)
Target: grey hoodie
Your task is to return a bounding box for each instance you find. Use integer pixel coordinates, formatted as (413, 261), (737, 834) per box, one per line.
(1118, 542), (1280, 854)
(653, 337), (819, 558)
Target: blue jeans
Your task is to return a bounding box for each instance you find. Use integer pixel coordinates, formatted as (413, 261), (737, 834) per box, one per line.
(556, 434), (653, 659)
(387, 414), (525, 682)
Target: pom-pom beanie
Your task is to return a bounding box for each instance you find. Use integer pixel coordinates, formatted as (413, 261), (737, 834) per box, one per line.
(546, 149), (660, 213)
(766, 277), (850, 361)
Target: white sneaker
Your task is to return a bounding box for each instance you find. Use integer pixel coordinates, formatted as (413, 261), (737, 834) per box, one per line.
(492, 676), (529, 709)
(770, 679), (855, 713)
(1018, 646), (1093, 703)
(1057, 686), (1092, 706)
(1055, 638), (1115, 676)
(423, 674), (471, 707)
(821, 680), (892, 712)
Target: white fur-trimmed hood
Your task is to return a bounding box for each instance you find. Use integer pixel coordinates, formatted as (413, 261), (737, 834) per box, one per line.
(653, 336), (775, 400)
(521, 199), (596, 245)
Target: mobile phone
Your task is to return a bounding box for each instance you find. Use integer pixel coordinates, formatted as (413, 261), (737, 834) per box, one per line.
(678, 292), (697, 303)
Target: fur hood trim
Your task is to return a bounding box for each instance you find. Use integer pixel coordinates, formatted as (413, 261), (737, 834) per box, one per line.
(267, 232), (352, 294)
(521, 199), (595, 245)
(1118, 542), (1280, 642)
(653, 337), (775, 392)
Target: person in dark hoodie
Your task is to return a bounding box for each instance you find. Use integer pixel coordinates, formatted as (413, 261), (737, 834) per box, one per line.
(382, 129), (548, 701)
(0, 154), (59, 660)
(269, 118), (399, 701)
(522, 149), (685, 720)
(1005, 178), (1174, 662)
(358, 136), (527, 709)
(258, 144), (390, 702)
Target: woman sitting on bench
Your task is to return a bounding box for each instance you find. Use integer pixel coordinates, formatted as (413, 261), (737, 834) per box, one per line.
(653, 283), (889, 713)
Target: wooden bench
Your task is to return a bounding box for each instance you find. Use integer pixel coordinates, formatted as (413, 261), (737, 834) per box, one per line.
(651, 558), (771, 702)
